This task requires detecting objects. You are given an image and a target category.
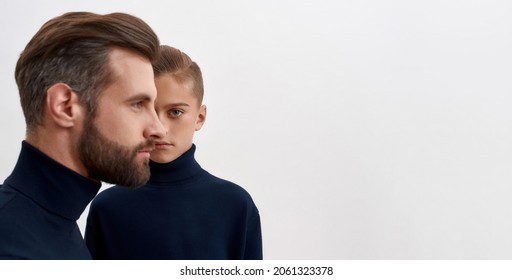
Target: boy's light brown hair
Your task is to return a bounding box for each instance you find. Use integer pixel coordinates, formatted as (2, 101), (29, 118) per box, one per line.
(152, 45), (204, 105)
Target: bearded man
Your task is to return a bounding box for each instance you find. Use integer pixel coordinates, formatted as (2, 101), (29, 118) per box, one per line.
(0, 12), (166, 259)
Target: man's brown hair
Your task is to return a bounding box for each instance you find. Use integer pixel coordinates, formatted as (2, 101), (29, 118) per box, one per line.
(15, 12), (160, 132)
(152, 45), (204, 105)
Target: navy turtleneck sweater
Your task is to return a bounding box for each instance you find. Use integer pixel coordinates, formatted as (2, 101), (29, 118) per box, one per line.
(0, 141), (102, 259)
(85, 144), (262, 260)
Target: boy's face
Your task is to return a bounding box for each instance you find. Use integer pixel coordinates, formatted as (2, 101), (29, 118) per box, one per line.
(151, 74), (206, 163)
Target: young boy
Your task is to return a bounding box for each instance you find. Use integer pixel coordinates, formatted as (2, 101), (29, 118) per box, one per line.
(85, 45), (263, 260)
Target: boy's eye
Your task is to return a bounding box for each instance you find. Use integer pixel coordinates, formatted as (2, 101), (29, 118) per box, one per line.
(168, 109), (183, 118)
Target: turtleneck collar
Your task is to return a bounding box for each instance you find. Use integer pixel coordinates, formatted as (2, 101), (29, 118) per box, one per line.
(3, 141), (102, 221)
(148, 144), (203, 186)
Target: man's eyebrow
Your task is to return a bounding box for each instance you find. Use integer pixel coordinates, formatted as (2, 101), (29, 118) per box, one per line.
(127, 93), (152, 102)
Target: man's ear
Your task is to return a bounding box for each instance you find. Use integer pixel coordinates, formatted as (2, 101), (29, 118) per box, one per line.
(46, 83), (84, 128)
(195, 105), (207, 131)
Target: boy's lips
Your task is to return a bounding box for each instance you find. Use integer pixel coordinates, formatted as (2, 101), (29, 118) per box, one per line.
(155, 141), (172, 150)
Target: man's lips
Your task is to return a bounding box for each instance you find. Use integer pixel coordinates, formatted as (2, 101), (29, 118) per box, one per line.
(137, 145), (156, 154)
(137, 149), (152, 157)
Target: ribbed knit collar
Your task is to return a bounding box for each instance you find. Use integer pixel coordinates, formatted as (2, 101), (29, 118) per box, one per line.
(147, 144), (203, 186)
(3, 141), (101, 221)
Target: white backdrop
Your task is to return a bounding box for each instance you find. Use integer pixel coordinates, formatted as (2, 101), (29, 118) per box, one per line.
(1, 0), (512, 259)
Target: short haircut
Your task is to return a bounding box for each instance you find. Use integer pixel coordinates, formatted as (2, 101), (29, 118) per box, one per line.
(152, 45), (204, 105)
(15, 12), (160, 132)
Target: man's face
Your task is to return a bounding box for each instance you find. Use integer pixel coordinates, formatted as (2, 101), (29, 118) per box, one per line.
(150, 74), (206, 163)
(79, 48), (165, 188)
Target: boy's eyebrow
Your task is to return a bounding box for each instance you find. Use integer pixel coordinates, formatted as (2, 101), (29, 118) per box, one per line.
(163, 102), (190, 107)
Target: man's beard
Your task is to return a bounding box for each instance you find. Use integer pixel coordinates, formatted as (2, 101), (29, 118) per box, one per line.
(78, 118), (154, 188)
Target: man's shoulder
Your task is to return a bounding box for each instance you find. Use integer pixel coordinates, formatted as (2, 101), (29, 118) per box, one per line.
(0, 186), (21, 234)
(0, 184), (56, 225)
(0, 185), (17, 212)
(0, 185), (38, 220)
(0, 185), (41, 258)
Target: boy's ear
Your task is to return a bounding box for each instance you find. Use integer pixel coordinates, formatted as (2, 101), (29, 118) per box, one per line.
(46, 83), (84, 128)
(195, 105), (207, 131)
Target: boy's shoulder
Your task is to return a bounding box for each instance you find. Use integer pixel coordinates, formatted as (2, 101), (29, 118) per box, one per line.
(89, 185), (137, 210)
(202, 171), (256, 203)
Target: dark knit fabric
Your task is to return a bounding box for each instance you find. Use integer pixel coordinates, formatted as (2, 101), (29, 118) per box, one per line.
(85, 144), (262, 259)
(0, 141), (101, 259)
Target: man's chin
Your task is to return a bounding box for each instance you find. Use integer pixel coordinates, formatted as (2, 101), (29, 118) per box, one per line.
(79, 118), (154, 188)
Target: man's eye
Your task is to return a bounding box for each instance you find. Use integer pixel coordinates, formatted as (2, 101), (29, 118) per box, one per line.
(132, 101), (144, 109)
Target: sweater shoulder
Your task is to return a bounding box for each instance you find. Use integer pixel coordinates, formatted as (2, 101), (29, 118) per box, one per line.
(0, 185), (17, 212)
(89, 185), (136, 211)
(0, 185), (39, 222)
(0, 186), (22, 234)
(202, 172), (258, 209)
(203, 172), (248, 194)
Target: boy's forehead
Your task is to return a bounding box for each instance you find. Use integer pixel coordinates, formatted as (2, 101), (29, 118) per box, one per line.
(155, 75), (201, 106)
(156, 74), (198, 97)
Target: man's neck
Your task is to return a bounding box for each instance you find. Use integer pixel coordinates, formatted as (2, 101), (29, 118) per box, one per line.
(25, 129), (90, 179)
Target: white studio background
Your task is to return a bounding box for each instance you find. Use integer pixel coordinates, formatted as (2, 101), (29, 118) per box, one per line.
(1, 0), (512, 259)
